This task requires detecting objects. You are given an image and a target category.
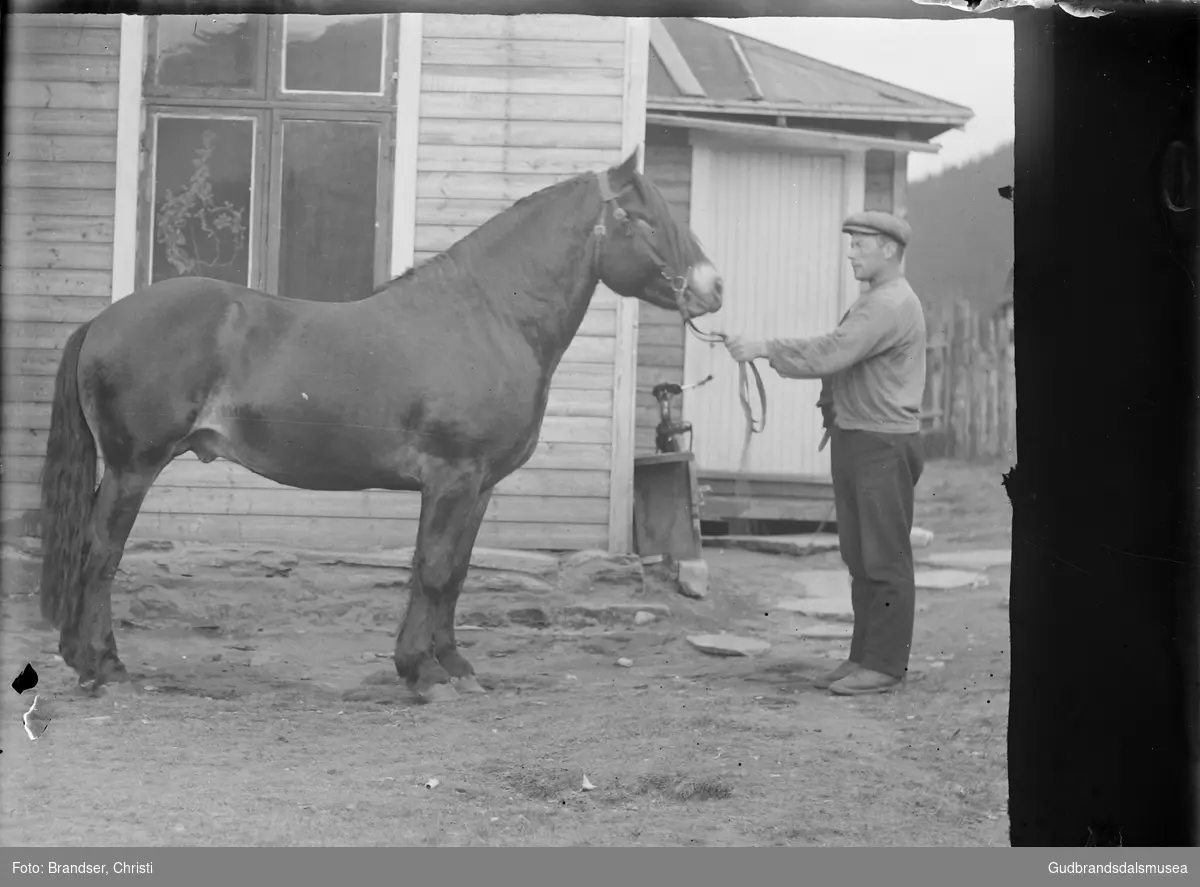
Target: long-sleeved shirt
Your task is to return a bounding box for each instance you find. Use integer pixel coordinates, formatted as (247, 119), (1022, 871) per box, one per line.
(765, 275), (926, 434)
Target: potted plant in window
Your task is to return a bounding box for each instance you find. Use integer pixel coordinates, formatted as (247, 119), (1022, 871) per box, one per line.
(156, 129), (248, 281)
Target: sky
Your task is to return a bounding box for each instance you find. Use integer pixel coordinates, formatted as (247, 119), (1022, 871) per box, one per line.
(699, 17), (1015, 182)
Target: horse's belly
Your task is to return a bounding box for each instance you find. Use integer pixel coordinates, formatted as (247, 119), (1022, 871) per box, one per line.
(192, 404), (422, 492)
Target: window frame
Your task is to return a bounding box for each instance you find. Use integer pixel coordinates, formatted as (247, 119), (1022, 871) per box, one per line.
(143, 14), (271, 102)
(136, 12), (399, 298)
(264, 108), (395, 298)
(137, 106), (270, 292)
(276, 14), (397, 108)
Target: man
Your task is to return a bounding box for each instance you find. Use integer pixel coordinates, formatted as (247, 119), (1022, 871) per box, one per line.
(724, 211), (926, 696)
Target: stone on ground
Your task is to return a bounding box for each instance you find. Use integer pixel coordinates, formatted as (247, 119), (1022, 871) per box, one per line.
(316, 546), (561, 576)
(559, 601), (670, 626)
(468, 548), (562, 576)
(774, 597), (854, 622)
(704, 535), (839, 557)
(918, 549), (1010, 570)
(633, 610), (657, 625)
(787, 570), (851, 599)
(910, 527), (935, 547)
(687, 633), (771, 657)
(560, 549), (644, 596)
(462, 571), (556, 595)
(676, 558), (709, 599)
(915, 569), (990, 591)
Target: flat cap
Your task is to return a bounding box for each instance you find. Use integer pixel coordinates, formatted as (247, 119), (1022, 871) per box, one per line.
(842, 211), (912, 247)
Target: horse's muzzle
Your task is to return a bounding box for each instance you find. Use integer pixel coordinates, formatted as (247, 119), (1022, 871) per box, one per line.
(684, 263), (723, 317)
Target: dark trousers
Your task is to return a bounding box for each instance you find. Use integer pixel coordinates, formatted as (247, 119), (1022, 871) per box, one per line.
(830, 427), (925, 679)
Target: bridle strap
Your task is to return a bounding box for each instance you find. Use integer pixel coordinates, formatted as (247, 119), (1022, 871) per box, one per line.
(596, 168), (619, 204)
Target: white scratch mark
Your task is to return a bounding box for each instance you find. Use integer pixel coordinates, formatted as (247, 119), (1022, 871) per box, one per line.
(22, 694), (51, 741)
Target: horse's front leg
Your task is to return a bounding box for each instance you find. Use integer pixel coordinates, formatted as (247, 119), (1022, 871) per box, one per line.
(432, 486), (494, 694)
(394, 472), (490, 704)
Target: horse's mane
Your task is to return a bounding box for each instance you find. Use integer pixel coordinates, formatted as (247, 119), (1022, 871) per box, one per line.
(371, 165), (703, 296)
(372, 173), (590, 294)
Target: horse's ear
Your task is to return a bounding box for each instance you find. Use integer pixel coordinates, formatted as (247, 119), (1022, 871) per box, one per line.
(610, 147), (641, 188)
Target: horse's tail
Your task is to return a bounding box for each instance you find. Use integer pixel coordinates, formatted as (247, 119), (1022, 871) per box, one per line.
(39, 319), (97, 629)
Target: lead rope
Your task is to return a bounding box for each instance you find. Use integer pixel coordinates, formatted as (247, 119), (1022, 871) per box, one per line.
(671, 276), (766, 474)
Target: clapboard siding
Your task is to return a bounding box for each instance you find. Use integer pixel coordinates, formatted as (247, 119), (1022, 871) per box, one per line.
(3, 109), (119, 136)
(2, 215), (114, 243)
(1, 14), (119, 533)
(421, 14), (626, 43)
(4, 13), (635, 554)
(636, 126), (694, 455)
(401, 13), (630, 550)
(422, 38), (625, 69)
(4, 188), (117, 217)
(7, 54), (120, 83)
(127, 516), (609, 552)
(864, 150), (896, 213)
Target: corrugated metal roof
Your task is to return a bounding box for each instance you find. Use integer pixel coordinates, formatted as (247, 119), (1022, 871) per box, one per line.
(650, 18), (972, 127)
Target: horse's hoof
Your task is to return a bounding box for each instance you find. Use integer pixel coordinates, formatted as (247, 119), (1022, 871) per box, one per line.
(452, 675), (486, 694)
(417, 682), (459, 704)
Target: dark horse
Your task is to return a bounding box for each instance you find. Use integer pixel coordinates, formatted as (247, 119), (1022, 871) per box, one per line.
(38, 151), (722, 703)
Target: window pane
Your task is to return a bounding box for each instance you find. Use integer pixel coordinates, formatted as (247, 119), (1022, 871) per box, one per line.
(155, 15), (259, 89)
(283, 15), (385, 94)
(279, 120), (380, 302)
(152, 117), (254, 287)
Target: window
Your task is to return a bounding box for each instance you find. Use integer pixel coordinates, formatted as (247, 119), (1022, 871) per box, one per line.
(139, 14), (397, 302)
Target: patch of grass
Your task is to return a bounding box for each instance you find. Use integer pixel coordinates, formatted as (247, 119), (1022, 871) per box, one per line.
(478, 757), (734, 807)
(631, 772), (734, 802)
(486, 762), (580, 801)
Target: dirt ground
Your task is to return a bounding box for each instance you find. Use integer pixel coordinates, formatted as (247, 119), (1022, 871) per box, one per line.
(0, 459), (1013, 846)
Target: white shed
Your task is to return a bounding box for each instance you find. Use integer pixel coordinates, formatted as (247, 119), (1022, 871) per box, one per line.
(637, 18), (972, 522)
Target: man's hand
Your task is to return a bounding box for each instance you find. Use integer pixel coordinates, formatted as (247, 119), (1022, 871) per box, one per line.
(820, 401), (836, 430)
(723, 335), (768, 363)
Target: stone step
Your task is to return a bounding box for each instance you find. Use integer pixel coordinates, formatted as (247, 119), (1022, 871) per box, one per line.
(917, 549), (1010, 570)
(686, 633), (771, 657)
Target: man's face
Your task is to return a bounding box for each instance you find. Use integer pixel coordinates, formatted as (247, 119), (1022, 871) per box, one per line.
(847, 233), (894, 281)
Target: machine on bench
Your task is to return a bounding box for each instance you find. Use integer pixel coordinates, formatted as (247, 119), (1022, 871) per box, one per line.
(633, 374), (714, 562)
(650, 374), (712, 454)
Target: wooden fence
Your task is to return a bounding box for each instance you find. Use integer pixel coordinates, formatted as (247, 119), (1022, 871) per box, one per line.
(921, 298), (1016, 461)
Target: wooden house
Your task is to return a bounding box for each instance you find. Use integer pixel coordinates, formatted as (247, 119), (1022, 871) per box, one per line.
(2, 12), (650, 553)
(637, 18), (972, 524)
(1, 12), (974, 553)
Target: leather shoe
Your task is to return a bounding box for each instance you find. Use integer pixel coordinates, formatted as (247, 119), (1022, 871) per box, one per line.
(828, 668), (902, 696)
(812, 660), (859, 690)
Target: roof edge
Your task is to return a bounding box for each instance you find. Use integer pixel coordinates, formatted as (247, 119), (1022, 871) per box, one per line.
(648, 96), (973, 128)
(647, 112), (943, 155)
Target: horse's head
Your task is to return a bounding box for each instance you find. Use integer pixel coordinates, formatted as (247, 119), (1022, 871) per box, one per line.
(592, 150), (723, 320)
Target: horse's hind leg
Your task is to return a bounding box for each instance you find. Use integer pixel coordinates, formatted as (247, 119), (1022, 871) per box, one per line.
(395, 472), (489, 704)
(433, 486), (494, 694)
(60, 466), (156, 693)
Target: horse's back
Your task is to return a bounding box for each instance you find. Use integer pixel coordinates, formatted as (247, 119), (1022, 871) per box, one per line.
(85, 277), (306, 370)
